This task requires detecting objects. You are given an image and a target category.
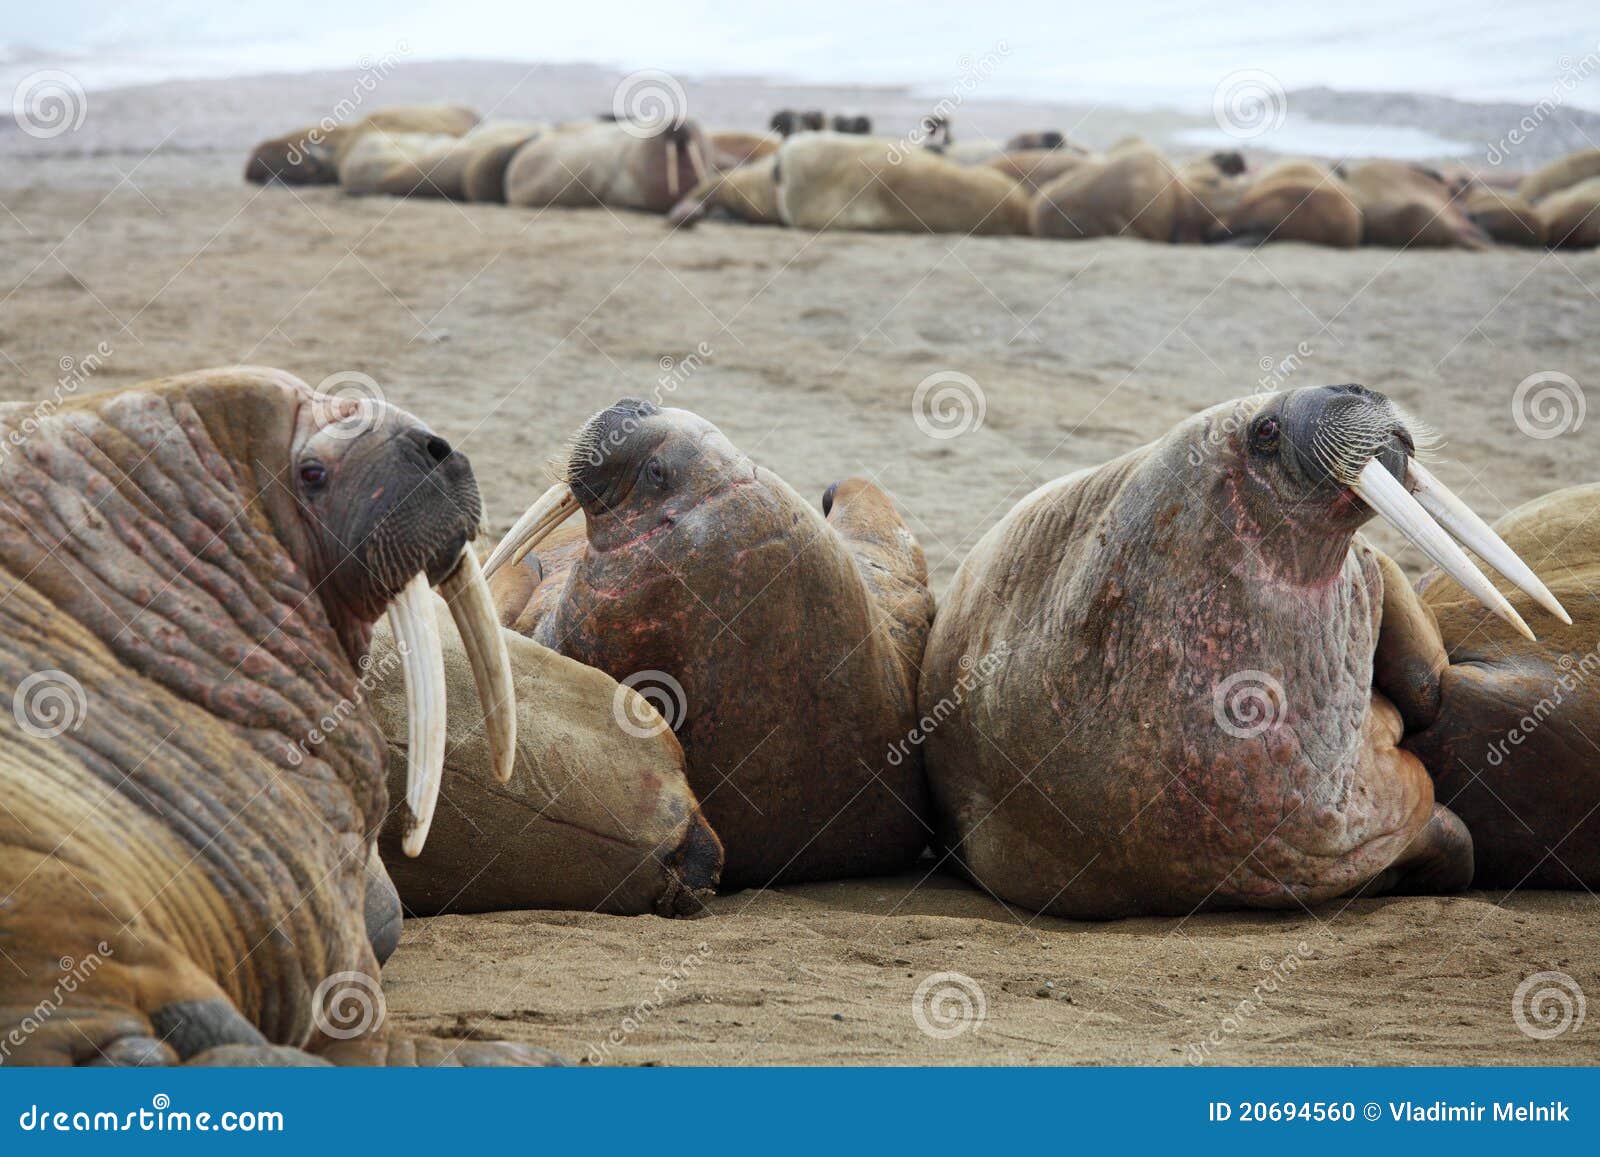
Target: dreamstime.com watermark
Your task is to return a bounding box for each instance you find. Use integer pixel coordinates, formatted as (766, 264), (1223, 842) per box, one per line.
(16, 1095), (283, 1133)
(584, 942), (713, 1064)
(1484, 646), (1600, 768)
(1187, 342), (1316, 466)
(887, 642), (1009, 767)
(580, 342), (714, 468)
(312, 970), (386, 1040)
(611, 669), (688, 738)
(912, 971), (987, 1039)
(276, 42), (411, 171)
(11, 669), (88, 739)
(1511, 370), (1585, 440)
(0, 944), (114, 1062)
(912, 370), (987, 440)
(1186, 941), (1315, 1063)
(1512, 971), (1586, 1040)
(1, 342), (114, 463)
(1212, 669), (1288, 740)
(885, 43), (1011, 165)
(1212, 69), (1287, 141)
(10, 70), (88, 140)
(283, 642), (408, 767)
(1486, 40), (1600, 165)
(611, 69), (689, 139)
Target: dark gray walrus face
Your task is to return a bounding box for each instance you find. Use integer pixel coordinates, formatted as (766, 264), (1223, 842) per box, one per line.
(919, 383), (1565, 918)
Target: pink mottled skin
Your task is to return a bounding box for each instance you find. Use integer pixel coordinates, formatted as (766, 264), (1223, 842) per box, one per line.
(921, 387), (1472, 919)
(492, 404), (934, 890)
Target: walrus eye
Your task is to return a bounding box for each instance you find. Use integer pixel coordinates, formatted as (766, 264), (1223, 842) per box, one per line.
(298, 461), (328, 493)
(645, 457), (668, 488)
(1248, 416), (1281, 456)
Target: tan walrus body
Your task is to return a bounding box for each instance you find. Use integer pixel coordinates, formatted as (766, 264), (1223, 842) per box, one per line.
(1538, 176), (1600, 248)
(1217, 160), (1363, 247)
(1340, 160), (1489, 249)
(505, 120), (714, 212)
(1517, 148), (1600, 204)
(244, 104), (480, 185)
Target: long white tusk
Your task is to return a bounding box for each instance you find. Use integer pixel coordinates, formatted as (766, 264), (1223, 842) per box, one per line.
(439, 549), (517, 784)
(1407, 460), (1571, 626)
(666, 141), (680, 201)
(387, 572), (449, 857)
(1352, 459), (1536, 642)
(482, 482), (580, 579)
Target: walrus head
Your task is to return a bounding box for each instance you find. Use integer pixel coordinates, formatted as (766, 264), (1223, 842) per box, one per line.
(1196, 384), (1567, 637)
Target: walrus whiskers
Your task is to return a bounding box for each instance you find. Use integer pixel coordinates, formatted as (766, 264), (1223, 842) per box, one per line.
(1350, 459), (1536, 641)
(483, 482), (580, 578)
(1406, 460), (1571, 625)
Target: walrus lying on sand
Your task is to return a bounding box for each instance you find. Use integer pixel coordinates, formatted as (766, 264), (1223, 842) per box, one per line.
(1517, 148), (1600, 204)
(1030, 146), (1230, 243)
(368, 599), (722, 916)
(483, 401), (935, 889)
(337, 131), (462, 196)
(1538, 176), (1600, 248)
(921, 384), (1565, 918)
(1456, 179), (1547, 247)
(505, 119), (713, 213)
(667, 155), (783, 227)
(1215, 159), (1363, 247)
(350, 121), (546, 201)
(244, 104), (479, 185)
(775, 132), (1033, 234)
(0, 366), (556, 1064)
(1401, 483), (1597, 888)
(1339, 160), (1489, 249)
(709, 130), (780, 171)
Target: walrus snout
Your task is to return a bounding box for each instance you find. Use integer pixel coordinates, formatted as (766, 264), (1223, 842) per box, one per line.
(656, 809), (725, 916)
(1277, 382), (1411, 491)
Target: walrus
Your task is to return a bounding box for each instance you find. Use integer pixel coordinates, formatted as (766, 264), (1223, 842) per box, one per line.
(0, 366), (556, 1064)
(776, 132), (1033, 234)
(504, 119), (713, 213)
(1517, 148), (1600, 204)
(1004, 130), (1073, 153)
(338, 131), (464, 197)
(244, 104), (480, 185)
(984, 147), (1094, 194)
(1215, 159), (1363, 247)
(770, 109), (825, 136)
(481, 401), (935, 889)
(1399, 483), (1595, 888)
(359, 121), (547, 201)
(1030, 146), (1224, 243)
(667, 154), (783, 227)
(830, 114), (872, 134)
(1457, 178), (1547, 247)
(369, 598), (722, 916)
(1538, 176), (1600, 248)
(1339, 160), (1489, 249)
(709, 130), (780, 171)
(920, 383), (1565, 918)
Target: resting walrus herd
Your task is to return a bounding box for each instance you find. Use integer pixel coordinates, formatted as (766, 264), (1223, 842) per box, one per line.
(243, 103), (1600, 250)
(2, 357), (1595, 1065)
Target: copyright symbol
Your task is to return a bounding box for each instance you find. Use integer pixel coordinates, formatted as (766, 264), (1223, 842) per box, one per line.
(1363, 1103), (1380, 1121)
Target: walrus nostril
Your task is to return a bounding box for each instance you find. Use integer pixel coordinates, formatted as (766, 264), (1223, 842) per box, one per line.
(423, 435), (452, 464)
(656, 810), (725, 916)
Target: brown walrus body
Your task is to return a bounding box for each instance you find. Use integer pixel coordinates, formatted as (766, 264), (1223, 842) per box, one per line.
(505, 120), (713, 212)
(1401, 484), (1600, 888)
(1030, 147), (1219, 243)
(667, 155), (783, 227)
(917, 384), (1548, 918)
(370, 600), (722, 916)
(0, 367), (551, 1065)
(338, 131), (462, 196)
(244, 104), (480, 185)
(484, 402), (935, 889)
(360, 121), (547, 201)
(1340, 160), (1489, 249)
(1217, 160), (1363, 247)
(985, 148), (1093, 194)
(1538, 176), (1600, 248)
(776, 132), (1033, 234)
(1458, 180), (1547, 247)
(1517, 148), (1600, 204)
(710, 130), (780, 171)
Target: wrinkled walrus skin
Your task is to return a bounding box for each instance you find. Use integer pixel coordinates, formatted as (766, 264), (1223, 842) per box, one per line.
(920, 385), (1475, 919)
(489, 402), (935, 889)
(369, 597), (723, 916)
(0, 367), (554, 1066)
(1402, 484), (1600, 889)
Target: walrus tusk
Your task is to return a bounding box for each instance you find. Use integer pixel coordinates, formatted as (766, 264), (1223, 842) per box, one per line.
(686, 137), (707, 190)
(666, 142), (680, 201)
(387, 572), (449, 857)
(1406, 460), (1571, 626)
(482, 483), (580, 578)
(1352, 459), (1536, 642)
(439, 548), (518, 785)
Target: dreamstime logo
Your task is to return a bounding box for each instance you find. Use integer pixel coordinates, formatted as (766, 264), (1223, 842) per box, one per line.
(613, 670), (687, 738)
(1186, 942), (1315, 1064)
(1511, 371), (1585, 440)
(0, 942), (113, 1060)
(1513, 971), (1586, 1041)
(312, 970), (386, 1040)
(885, 41), (1010, 164)
(11, 70), (88, 140)
(911, 971), (986, 1039)
(312, 371), (388, 441)
(585, 943), (713, 1065)
(580, 341), (713, 468)
(1212, 69), (1287, 140)
(12, 670), (88, 739)
(912, 371), (986, 440)
(612, 70), (688, 139)
(1212, 670), (1286, 739)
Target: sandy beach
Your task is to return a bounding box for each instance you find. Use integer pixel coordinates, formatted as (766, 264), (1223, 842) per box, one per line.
(2, 63), (1597, 1065)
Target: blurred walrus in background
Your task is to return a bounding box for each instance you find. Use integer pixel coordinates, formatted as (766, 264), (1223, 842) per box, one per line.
(1215, 159), (1363, 247)
(1517, 147), (1600, 204)
(482, 401), (935, 889)
(1030, 146), (1230, 243)
(709, 130), (780, 171)
(770, 109), (825, 136)
(922, 383), (1565, 918)
(1538, 176), (1600, 248)
(369, 601), (721, 917)
(1455, 178), (1547, 247)
(338, 131), (462, 196)
(775, 132), (1033, 234)
(504, 119), (712, 213)
(985, 147), (1093, 194)
(244, 104), (479, 185)
(1400, 484), (1595, 888)
(830, 114), (872, 134)
(355, 121), (546, 201)
(667, 154), (783, 227)
(1339, 160), (1489, 249)
(0, 366), (556, 1065)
